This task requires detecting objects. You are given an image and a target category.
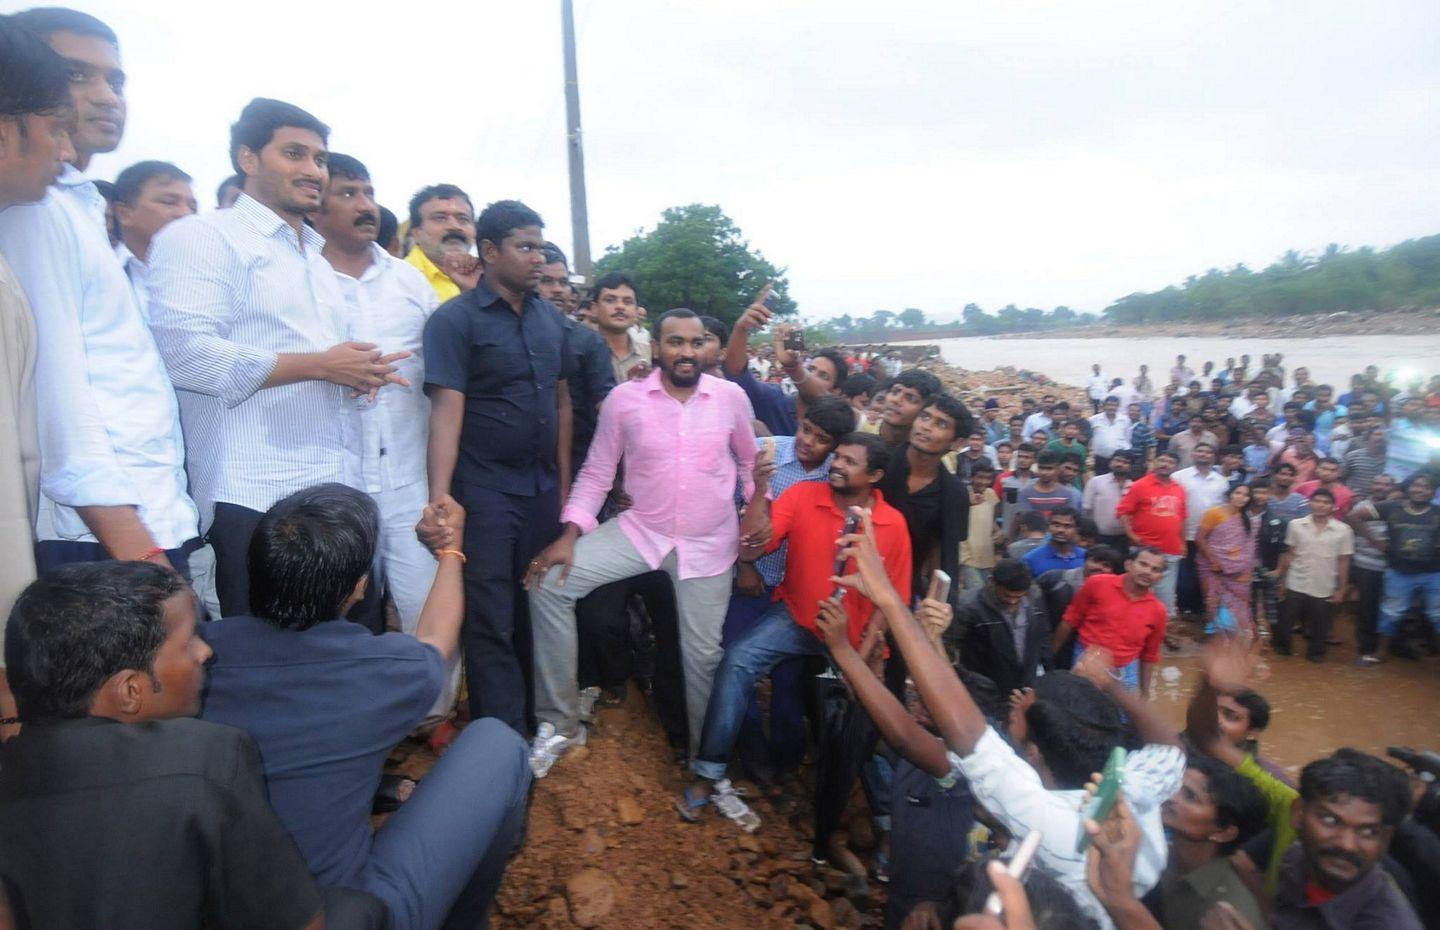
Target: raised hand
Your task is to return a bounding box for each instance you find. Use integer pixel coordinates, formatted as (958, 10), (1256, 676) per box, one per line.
(440, 252), (482, 292)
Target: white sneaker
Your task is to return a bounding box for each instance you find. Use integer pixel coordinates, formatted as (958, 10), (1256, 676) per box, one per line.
(710, 779), (761, 832)
(530, 722), (587, 779)
(578, 686), (601, 723)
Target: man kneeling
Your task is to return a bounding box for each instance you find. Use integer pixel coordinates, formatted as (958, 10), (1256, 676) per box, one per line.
(199, 484), (530, 930)
(0, 561), (386, 928)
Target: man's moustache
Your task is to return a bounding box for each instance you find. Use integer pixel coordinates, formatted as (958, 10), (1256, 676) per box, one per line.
(442, 233), (468, 244)
(1317, 848), (1366, 869)
(354, 213), (377, 227)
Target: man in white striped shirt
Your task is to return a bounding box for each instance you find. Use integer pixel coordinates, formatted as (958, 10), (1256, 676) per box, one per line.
(147, 98), (410, 617)
(0, 8), (200, 576)
(312, 153), (458, 715)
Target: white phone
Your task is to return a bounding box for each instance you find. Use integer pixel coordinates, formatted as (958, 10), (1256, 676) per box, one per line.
(985, 829), (1041, 915)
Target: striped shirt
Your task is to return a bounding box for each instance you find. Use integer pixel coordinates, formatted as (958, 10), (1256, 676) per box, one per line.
(0, 166), (196, 547)
(147, 194), (360, 527)
(746, 436), (830, 587)
(332, 244), (438, 493)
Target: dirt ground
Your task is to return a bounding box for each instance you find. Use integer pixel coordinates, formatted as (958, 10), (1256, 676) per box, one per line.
(384, 610), (1440, 929)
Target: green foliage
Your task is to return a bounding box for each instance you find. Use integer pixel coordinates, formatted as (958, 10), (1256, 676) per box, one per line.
(1101, 235), (1440, 323)
(819, 302), (1094, 339)
(592, 204), (793, 326)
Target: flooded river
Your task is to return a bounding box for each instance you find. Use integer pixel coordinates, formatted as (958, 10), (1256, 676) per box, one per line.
(915, 334), (1440, 391)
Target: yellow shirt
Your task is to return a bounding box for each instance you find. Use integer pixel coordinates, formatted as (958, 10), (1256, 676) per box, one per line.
(404, 246), (460, 303)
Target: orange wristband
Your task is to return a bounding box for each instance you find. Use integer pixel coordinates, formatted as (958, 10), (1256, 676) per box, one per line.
(137, 546), (165, 563)
(436, 548), (467, 563)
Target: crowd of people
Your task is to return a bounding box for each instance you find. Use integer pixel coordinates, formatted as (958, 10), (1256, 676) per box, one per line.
(0, 8), (1438, 930)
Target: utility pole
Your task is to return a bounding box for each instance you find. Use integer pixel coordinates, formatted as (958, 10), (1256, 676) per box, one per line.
(562, 0), (592, 281)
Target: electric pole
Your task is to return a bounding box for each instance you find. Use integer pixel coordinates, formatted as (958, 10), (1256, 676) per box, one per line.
(562, 0), (592, 281)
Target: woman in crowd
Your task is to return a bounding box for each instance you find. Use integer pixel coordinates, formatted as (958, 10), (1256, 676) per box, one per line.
(1194, 484), (1258, 636)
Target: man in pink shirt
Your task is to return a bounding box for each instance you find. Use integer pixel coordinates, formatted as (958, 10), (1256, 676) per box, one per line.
(524, 309), (758, 777)
(1295, 456), (1355, 517)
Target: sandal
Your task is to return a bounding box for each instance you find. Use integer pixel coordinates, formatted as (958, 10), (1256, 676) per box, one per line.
(372, 773), (416, 814)
(675, 784), (710, 823)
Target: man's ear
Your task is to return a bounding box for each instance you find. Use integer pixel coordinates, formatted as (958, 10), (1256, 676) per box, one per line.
(1211, 823), (1240, 847)
(235, 145), (259, 179)
(103, 668), (150, 718)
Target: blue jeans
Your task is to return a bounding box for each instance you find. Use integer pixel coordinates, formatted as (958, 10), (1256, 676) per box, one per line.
(1379, 569), (1440, 637)
(723, 590), (807, 776)
(1154, 553), (1182, 615)
(1073, 642), (1140, 691)
(692, 602), (825, 781)
(355, 718), (530, 930)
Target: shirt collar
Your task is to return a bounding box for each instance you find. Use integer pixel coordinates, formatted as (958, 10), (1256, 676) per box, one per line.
(641, 368), (717, 397)
(232, 192), (326, 253)
(114, 241), (143, 271)
(811, 487), (898, 525)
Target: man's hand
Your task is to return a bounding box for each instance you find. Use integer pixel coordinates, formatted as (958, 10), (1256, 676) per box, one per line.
(1071, 645), (1119, 694)
(953, 860), (1036, 930)
(734, 561), (766, 598)
(624, 360), (651, 382)
(915, 596), (954, 650)
(816, 596), (853, 653)
(900, 900), (943, 930)
(831, 507), (898, 606)
(525, 529), (578, 591)
(440, 252), (482, 292)
(735, 283), (774, 335)
(1008, 687), (1035, 742)
(1084, 796), (1143, 913)
(318, 341), (411, 396)
(417, 494), (466, 551)
(1201, 636), (1259, 694)
(754, 437), (777, 491)
(772, 324), (800, 371)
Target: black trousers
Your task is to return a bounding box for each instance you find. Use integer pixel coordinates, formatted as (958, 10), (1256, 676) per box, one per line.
(455, 484), (561, 736)
(1275, 590), (1334, 660)
(1177, 541), (1205, 614)
(1353, 566), (1384, 656)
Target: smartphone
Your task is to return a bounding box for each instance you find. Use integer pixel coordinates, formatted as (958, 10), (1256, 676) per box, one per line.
(985, 829), (1041, 915)
(1005, 486), (1019, 505)
(1076, 746), (1128, 852)
(783, 328), (805, 352)
(762, 289), (779, 312)
(832, 512), (862, 598)
(928, 570), (952, 606)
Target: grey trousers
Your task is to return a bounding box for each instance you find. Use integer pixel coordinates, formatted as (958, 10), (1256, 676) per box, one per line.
(530, 519), (732, 757)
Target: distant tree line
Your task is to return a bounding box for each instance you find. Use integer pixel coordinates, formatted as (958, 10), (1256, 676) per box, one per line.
(816, 303), (1095, 340)
(1101, 235), (1440, 323)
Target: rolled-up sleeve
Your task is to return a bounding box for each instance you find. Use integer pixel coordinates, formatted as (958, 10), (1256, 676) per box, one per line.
(146, 218), (276, 407)
(0, 202), (140, 509)
(728, 389), (758, 503)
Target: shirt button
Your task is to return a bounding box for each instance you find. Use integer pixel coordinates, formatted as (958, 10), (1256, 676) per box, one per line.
(379, 447), (387, 456)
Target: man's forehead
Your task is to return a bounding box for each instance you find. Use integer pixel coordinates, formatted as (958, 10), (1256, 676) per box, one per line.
(422, 196), (471, 216)
(267, 125), (326, 151)
(48, 29), (121, 69)
(1311, 795), (1384, 826)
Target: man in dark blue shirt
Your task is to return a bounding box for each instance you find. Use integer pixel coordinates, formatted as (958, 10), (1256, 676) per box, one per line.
(200, 483), (529, 930)
(1022, 505), (1088, 576)
(422, 199), (573, 732)
(721, 290), (850, 436)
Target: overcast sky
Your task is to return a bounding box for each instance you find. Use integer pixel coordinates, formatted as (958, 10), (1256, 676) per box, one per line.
(47, 0), (1440, 320)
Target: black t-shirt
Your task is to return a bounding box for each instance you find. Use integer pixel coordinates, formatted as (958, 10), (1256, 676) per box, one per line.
(0, 716), (323, 929)
(1376, 501), (1440, 574)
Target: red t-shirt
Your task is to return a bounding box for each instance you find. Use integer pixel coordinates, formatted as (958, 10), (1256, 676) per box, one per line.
(766, 483), (913, 648)
(1114, 473), (1187, 555)
(1295, 479), (1355, 517)
(1063, 573), (1168, 666)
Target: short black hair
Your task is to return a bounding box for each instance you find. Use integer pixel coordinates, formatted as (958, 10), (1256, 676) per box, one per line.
(216, 173), (243, 205)
(5, 561), (184, 722)
(0, 13), (72, 120)
(1233, 688), (1271, 731)
(893, 368), (942, 400)
(1109, 449), (1134, 463)
(842, 372), (875, 401)
(838, 431), (890, 474)
(1156, 450), (1180, 464)
(591, 271), (639, 305)
(1310, 487), (1336, 504)
(376, 206), (398, 251)
(113, 160), (191, 206)
(969, 460), (996, 476)
(11, 7), (117, 45)
(1035, 450), (1062, 468)
(475, 199), (542, 253)
(408, 183), (473, 228)
(541, 241), (569, 268)
(324, 152), (368, 182)
(1059, 451), (1084, 468)
(812, 348), (849, 393)
(946, 859), (1098, 930)
(1220, 444), (1244, 458)
(1186, 754), (1267, 858)
(991, 558), (1033, 592)
(698, 314), (728, 345)
(924, 393), (973, 438)
(802, 395), (855, 446)
(248, 483), (379, 632)
(1300, 748), (1412, 829)
(1015, 511), (1048, 535)
(1086, 544), (1124, 574)
(1027, 672), (1136, 789)
(230, 97), (328, 175)
(651, 307), (699, 340)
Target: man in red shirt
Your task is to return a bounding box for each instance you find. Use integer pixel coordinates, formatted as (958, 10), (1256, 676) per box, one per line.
(1052, 547), (1168, 695)
(1116, 450), (1187, 616)
(1294, 456), (1355, 517)
(679, 432), (912, 830)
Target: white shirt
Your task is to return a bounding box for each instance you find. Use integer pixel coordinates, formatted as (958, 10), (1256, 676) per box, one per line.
(0, 166), (197, 547)
(1106, 382), (1138, 410)
(1172, 465), (1232, 540)
(947, 728), (1185, 930)
(1086, 372), (1109, 400)
(1087, 412), (1133, 458)
(147, 193), (361, 528)
(1021, 411), (1053, 441)
(332, 244), (439, 493)
(114, 242), (150, 321)
(1082, 471), (1132, 535)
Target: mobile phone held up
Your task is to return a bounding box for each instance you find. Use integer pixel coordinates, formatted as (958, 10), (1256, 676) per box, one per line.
(984, 829), (1041, 915)
(928, 569), (952, 606)
(783, 328), (805, 352)
(1077, 746), (1128, 852)
(831, 512), (861, 599)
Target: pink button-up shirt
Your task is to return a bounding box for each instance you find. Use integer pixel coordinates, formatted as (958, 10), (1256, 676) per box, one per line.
(562, 370), (757, 579)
